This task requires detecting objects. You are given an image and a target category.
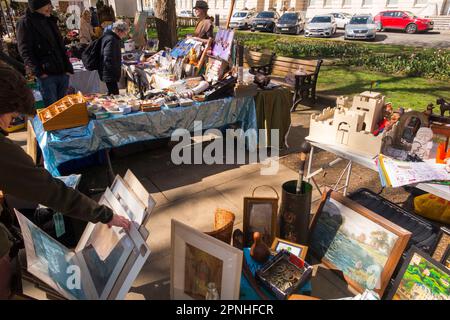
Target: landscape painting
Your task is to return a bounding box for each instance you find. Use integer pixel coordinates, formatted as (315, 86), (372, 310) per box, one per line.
(184, 243), (223, 300)
(390, 250), (450, 300)
(310, 195), (402, 293)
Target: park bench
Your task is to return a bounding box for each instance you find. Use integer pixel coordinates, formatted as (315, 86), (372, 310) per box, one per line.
(244, 50), (323, 111)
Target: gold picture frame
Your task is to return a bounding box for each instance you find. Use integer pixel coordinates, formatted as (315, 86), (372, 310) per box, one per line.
(271, 237), (308, 260)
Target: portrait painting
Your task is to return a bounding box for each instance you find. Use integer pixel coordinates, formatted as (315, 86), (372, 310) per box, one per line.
(171, 219), (243, 300)
(388, 247), (450, 300)
(243, 197), (278, 248)
(309, 191), (410, 295)
(184, 243), (223, 300)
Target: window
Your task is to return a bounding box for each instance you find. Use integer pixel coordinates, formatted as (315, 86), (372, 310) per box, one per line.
(216, 0), (220, 8)
(362, 0), (372, 7)
(415, 0), (427, 5)
(386, 0), (398, 7)
(342, 0), (351, 7)
(324, 0), (333, 7)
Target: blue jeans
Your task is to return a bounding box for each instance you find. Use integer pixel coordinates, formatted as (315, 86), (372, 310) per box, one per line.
(37, 74), (70, 107)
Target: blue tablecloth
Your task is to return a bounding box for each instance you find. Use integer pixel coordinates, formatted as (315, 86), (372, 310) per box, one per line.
(33, 96), (257, 176)
(240, 248), (312, 300)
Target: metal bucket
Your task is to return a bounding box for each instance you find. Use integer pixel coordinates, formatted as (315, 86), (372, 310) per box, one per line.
(279, 180), (312, 246)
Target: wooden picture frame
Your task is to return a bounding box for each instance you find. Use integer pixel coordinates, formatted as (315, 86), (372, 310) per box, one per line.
(170, 219), (243, 300)
(441, 245), (450, 270)
(387, 246), (450, 300)
(243, 197), (278, 248)
(271, 237), (308, 260)
(309, 191), (411, 297)
(432, 227), (450, 262)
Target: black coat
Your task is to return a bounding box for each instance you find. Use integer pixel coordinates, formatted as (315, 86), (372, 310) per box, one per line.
(99, 30), (121, 83)
(16, 9), (73, 78)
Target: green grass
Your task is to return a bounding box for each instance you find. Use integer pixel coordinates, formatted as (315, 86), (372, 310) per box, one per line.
(318, 66), (450, 110)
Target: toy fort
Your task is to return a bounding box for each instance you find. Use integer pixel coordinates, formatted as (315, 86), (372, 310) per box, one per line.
(37, 93), (89, 131)
(308, 91), (397, 158)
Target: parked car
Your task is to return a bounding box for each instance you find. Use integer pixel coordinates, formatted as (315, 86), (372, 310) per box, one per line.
(330, 12), (352, 29)
(275, 12), (305, 34)
(179, 10), (194, 17)
(345, 15), (377, 41)
(304, 15), (337, 37)
(229, 10), (254, 30)
(251, 11), (279, 33)
(374, 10), (434, 34)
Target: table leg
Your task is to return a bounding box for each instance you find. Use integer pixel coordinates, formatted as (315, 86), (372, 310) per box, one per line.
(343, 161), (353, 196)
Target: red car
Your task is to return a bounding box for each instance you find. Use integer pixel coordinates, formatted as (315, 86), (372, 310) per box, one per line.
(374, 10), (434, 34)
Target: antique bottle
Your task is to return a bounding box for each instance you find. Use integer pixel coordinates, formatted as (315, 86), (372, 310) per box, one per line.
(205, 282), (220, 300)
(250, 232), (270, 264)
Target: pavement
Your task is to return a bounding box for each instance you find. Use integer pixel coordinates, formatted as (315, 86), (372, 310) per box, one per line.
(243, 29), (450, 48)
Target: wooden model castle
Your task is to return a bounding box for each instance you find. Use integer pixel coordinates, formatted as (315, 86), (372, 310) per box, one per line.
(308, 91), (395, 157)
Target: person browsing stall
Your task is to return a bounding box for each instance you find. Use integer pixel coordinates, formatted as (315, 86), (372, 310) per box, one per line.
(0, 63), (131, 298)
(99, 20), (129, 95)
(16, 0), (74, 107)
(80, 9), (94, 44)
(189, 1), (214, 44)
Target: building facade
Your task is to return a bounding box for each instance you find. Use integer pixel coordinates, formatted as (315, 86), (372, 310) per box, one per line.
(175, 0), (309, 19)
(304, 0), (450, 18)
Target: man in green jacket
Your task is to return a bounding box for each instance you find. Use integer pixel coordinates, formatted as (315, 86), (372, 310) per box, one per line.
(0, 62), (130, 298)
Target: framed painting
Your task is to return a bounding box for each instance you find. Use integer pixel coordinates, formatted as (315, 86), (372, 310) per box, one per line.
(170, 219), (243, 300)
(387, 246), (450, 300)
(441, 245), (450, 271)
(243, 197), (278, 248)
(309, 191), (411, 296)
(271, 237), (308, 260)
(432, 227), (450, 262)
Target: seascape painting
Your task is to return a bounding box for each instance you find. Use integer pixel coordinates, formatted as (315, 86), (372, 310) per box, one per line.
(310, 198), (399, 291)
(393, 252), (450, 300)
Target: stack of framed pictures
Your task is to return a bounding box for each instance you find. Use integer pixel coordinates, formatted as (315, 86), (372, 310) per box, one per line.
(16, 170), (155, 300)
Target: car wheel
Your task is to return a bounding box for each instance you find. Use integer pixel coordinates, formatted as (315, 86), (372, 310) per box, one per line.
(376, 22), (383, 32)
(244, 23), (248, 29)
(406, 23), (418, 34)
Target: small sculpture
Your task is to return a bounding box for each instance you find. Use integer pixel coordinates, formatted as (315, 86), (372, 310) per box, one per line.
(436, 98), (450, 117)
(250, 232), (271, 264)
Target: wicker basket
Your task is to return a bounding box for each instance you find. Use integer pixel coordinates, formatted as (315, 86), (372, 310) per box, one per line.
(205, 208), (236, 244)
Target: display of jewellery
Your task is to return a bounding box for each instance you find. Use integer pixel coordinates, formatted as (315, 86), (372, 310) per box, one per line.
(256, 250), (313, 300)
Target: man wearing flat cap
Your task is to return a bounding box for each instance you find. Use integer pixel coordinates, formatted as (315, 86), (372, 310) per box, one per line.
(16, 0), (74, 107)
(189, 0), (214, 44)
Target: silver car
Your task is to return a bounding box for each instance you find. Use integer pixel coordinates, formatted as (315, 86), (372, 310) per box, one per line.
(305, 15), (337, 38)
(345, 15), (377, 41)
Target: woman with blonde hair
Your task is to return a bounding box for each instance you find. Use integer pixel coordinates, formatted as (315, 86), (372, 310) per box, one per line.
(80, 9), (94, 44)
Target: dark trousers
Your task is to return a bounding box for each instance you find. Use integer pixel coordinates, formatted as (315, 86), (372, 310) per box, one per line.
(37, 74), (70, 107)
(106, 82), (119, 95)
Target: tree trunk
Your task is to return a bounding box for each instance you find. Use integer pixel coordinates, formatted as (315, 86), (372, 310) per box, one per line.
(154, 0), (177, 49)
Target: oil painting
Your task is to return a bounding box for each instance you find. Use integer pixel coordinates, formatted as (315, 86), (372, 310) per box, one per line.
(184, 243), (223, 300)
(389, 247), (450, 300)
(310, 192), (410, 295)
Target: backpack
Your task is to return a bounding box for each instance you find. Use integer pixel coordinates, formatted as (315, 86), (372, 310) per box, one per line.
(81, 36), (103, 71)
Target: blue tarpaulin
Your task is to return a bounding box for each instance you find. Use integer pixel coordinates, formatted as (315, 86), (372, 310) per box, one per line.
(33, 96), (257, 176)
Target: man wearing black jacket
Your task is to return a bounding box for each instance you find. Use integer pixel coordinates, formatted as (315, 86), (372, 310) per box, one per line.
(0, 63), (130, 298)
(99, 20), (129, 95)
(16, 0), (73, 106)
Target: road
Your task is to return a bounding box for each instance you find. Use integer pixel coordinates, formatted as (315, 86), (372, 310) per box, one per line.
(242, 29), (450, 48)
